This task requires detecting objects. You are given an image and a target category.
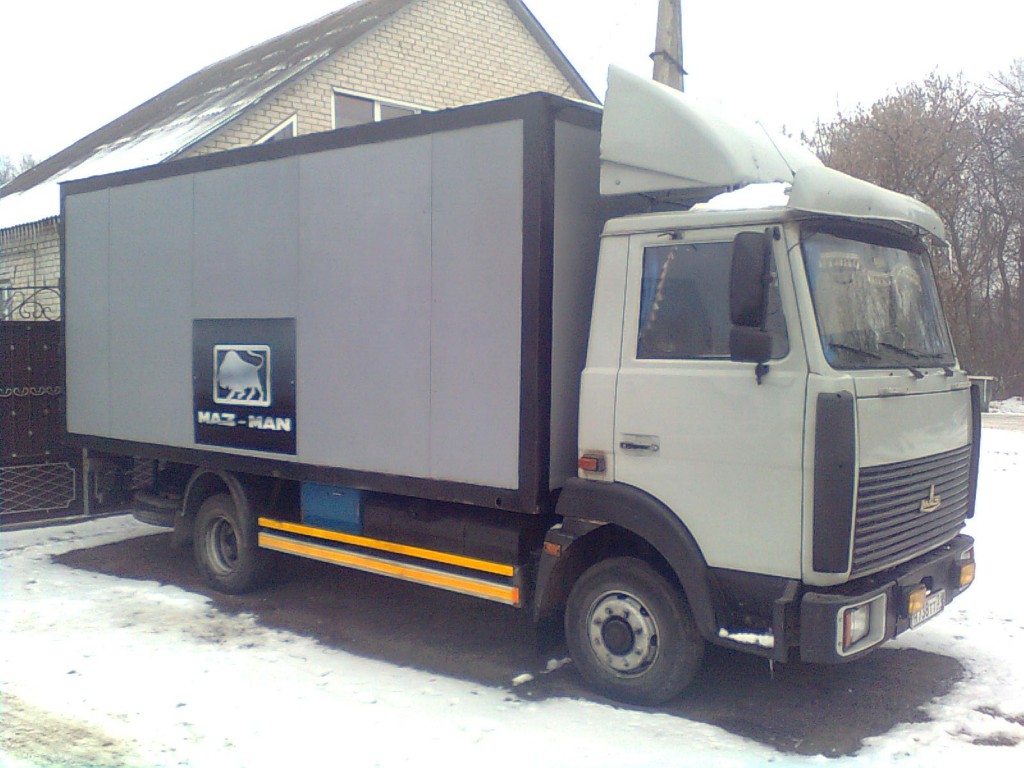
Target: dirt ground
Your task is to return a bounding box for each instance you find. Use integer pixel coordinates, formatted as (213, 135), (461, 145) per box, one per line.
(56, 530), (964, 758)
(0, 691), (140, 767)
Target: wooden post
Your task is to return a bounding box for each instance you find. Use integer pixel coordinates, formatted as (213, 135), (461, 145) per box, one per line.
(651, 0), (685, 92)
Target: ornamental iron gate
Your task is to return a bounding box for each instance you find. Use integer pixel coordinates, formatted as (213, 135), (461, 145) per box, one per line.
(1, 286), (80, 525)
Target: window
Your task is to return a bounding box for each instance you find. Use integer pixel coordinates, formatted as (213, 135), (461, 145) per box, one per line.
(334, 93), (374, 128)
(638, 241), (789, 360)
(378, 103), (416, 120)
(256, 115), (298, 144)
(332, 90), (425, 129)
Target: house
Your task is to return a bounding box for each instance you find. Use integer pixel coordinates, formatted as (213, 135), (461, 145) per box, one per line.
(0, 0), (596, 523)
(0, 0), (596, 320)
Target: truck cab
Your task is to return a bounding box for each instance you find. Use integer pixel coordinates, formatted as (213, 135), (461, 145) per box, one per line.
(542, 68), (978, 704)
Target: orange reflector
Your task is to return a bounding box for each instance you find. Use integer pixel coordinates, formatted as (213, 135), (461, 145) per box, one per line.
(958, 562), (976, 589)
(543, 541), (562, 557)
(578, 453), (605, 473)
(906, 584), (928, 616)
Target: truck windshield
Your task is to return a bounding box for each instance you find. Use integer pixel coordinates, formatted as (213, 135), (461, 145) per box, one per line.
(802, 226), (954, 370)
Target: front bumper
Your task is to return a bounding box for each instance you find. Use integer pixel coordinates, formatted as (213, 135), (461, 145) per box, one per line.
(799, 534), (974, 664)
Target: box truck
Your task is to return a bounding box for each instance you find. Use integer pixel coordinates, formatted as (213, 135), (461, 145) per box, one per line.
(62, 68), (979, 705)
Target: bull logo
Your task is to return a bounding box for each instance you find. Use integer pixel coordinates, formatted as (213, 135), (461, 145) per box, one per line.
(213, 345), (271, 407)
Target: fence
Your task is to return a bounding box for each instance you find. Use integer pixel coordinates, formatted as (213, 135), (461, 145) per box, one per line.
(1, 286), (79, 525)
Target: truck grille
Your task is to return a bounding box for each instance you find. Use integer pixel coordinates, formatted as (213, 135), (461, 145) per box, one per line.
(851, 444), (972, 577)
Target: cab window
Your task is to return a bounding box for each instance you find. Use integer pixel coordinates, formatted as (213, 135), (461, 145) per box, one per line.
(638, 241), (789, 360)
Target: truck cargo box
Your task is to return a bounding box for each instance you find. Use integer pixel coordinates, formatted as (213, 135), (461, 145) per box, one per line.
(62, 94), (603, 515)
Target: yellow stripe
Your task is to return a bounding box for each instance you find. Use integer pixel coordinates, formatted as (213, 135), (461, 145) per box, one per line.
(258, 517), (514, 577)
(259, 533), (521, 606)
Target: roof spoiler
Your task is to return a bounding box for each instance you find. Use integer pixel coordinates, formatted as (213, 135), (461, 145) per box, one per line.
(599, 66), (821, 202)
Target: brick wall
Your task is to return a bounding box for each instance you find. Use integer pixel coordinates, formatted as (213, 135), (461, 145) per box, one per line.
(0, 217), (61, 320)
(187, 0), (579, 157)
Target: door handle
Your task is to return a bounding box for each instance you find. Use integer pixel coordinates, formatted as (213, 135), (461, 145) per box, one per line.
(619, 441), (658, 452)
(619, 435), (660, 453)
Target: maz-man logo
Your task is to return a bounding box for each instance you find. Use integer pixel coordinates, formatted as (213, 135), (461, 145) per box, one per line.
(213, 345), (271, 407)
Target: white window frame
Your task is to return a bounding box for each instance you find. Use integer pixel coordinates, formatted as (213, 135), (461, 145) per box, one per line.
(330, 87), (432, 129)
(255, 114), (299, 144)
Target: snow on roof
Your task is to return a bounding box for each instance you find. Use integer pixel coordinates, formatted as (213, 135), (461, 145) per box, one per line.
(0, 0), (404, 229)
(0, 64), (327, 228)
(0, 0), (597, 231)
(0, 101), (279, 228)
(695, 182), (791, 211)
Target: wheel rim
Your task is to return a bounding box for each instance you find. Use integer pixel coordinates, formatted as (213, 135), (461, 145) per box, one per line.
(204, 516), (240, 576)
(586, 590), (660, 675)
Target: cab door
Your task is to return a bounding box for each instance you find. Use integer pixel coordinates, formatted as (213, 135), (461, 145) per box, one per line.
(612, 228), (807, 577)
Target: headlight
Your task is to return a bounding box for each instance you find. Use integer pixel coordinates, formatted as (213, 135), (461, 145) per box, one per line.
(836, 594), (886, 656)
(843, 604), (871, 648)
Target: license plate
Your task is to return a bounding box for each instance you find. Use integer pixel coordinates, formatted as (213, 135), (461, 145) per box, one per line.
(910, 589), (945, 628)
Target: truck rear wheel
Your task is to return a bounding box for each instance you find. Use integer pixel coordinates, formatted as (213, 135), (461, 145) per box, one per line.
(193, 493), (270, 594)
(565, 557), (703, 706)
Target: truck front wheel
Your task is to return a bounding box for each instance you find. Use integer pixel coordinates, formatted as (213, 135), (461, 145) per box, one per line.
(565, 557), (703, 705)
(193, 493), (270, 594)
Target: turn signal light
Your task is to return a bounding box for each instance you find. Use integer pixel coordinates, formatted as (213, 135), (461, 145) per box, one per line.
(957, 561), (976, 589)
(543, 541), (562, 558)
(906, 584), (928, 616)
(578, 453), (606, 473)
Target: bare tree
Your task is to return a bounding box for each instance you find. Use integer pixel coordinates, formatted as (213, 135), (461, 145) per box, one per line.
(0, 153), (37, 187)
(974, 62), (1024, 394)
(810, 67), (1024, 396)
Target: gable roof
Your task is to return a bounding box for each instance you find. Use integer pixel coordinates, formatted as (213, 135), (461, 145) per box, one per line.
(0, 0), (596, 229)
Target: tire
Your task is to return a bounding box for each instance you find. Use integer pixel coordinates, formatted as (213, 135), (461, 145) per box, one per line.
(192, 493), (271, 594)
(565, 557), (704, 706)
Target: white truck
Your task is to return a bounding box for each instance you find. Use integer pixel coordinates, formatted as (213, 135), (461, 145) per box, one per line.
(62, 68), (979, 705)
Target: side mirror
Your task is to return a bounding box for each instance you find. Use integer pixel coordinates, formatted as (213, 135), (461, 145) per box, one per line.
(730, 326), (772, 364)
(729, 231), (772, 329)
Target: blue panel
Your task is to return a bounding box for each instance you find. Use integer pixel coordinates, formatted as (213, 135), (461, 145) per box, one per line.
(301, 483), (362, 534)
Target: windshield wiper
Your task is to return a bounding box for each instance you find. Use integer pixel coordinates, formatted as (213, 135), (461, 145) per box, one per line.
(877, 342), (926, 377)
(879, 343), (955, 375)
(879, 343), (948, 361)
(830, 342), (927, 377)
(828, 343), (881, 360)
(879, 342), (921, 359)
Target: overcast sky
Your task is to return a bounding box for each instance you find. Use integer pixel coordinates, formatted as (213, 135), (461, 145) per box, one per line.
(1, 0), (1021, 164)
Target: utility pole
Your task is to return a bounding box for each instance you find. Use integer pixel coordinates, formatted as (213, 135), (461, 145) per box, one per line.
(651, 0), (685, 92)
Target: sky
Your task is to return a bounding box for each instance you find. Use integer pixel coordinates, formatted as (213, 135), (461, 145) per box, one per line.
(0, 0), (1022, 165)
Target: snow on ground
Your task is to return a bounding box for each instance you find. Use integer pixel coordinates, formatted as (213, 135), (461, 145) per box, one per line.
(990, 397), (1024, 415)
(2, 429), (1023, 767)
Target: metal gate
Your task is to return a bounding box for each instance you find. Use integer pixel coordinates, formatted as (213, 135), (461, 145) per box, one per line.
(1, 286), (79, 525)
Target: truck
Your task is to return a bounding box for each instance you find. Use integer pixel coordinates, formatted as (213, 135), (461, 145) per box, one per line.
(61, 67), (979, 705)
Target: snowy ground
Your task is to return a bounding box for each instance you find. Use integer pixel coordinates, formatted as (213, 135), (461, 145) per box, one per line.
(2, 425), (1023, 767)
(989, 396), (1024, 414)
